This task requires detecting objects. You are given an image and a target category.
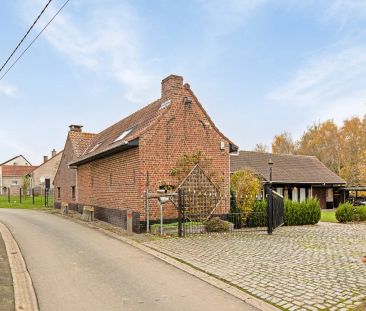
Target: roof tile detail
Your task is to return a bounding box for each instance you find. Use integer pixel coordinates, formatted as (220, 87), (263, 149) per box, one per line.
(1, 165), (38, 177)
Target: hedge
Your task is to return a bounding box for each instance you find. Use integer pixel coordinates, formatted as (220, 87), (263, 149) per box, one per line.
(336, 203), (366, 223)
(284, 198), (321, 226)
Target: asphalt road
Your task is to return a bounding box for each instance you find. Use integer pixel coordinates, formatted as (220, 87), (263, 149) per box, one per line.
(0, 209), (257, 311)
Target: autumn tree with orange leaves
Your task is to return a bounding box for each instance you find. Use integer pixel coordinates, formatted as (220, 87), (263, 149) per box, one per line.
(268, 115), (366, 186)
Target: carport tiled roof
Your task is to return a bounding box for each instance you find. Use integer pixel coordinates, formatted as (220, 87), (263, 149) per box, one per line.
(1, 165), (38, 177)
(230, 151), (346, 184)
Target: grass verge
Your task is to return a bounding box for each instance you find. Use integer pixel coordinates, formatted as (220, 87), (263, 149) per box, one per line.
(320, 210), (338, 223)
(0, 195), (53, 209)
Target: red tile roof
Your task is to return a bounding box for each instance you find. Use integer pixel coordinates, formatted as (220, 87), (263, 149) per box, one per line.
(231, 151), (346, 184)
(70, 76), (238, 167)
(1, 165), (38, 177)
(68, 131), (96, 158)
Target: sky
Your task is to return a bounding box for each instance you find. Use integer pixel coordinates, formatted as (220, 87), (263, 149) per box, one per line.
(1, 0), (366, 164)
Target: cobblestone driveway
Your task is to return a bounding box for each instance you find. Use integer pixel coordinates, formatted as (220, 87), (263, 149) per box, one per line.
(144, 223), (366, 311)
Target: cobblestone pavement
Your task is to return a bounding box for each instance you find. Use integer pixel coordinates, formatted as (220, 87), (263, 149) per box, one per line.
(144, 223), (366, 311)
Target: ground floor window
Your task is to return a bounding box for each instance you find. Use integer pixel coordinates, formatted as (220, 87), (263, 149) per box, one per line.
(57, 187), (61, 199)
(300, 188), (306, 202)
(71, 186), (76, 200)
(292, 188), (298, 201)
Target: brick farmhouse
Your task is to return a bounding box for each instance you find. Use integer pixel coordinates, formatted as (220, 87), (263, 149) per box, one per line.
(0, 155), (37, 195)
(54, 75), (238, 230)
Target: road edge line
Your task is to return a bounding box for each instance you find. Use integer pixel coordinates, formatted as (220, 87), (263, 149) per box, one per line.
(0, 222), (39, 311)
(51, 212), (279, 311)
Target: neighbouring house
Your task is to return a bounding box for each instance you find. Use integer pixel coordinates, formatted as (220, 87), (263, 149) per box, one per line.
(231, 151), (347, 209)
(53, 125), (96, 209)
(30, 149), (63, 193)
(0, 155), (37, 195)
(56, 75), (237, 231)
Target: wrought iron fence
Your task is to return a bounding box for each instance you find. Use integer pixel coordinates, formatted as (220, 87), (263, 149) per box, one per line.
(178, 211), (268, 236)
(177, 189), (268, 237)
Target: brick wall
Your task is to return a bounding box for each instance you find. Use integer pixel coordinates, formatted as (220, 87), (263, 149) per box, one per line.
(53, 136), (77, 204)
(139, 77), (231, 221)
(77, 148), (141, 209)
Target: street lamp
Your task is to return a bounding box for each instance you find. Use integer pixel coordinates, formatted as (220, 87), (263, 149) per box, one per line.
(268, 158), (274, 183)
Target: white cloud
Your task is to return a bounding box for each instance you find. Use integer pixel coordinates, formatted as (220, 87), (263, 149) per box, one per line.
(268, 42), (366, 125)
(325, 0), (366, 26)
(0, 81), (17, 97)
(19, 0), (159, 103)
(0, 130), (38, 163)
(198, 0), (268, 36)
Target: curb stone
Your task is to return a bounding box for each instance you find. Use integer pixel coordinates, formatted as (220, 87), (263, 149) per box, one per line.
(51, 211), (280, 311)
(0, 222), (39, 311)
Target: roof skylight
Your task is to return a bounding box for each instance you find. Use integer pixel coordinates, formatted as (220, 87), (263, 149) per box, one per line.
(89, 142), (102, 153)
(114, 128), (133, 143)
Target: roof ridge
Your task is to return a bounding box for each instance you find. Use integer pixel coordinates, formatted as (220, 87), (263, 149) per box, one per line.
(239, 150), (317, 159)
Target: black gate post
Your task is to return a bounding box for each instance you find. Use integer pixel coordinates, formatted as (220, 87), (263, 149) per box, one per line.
(44, 189), (47, 207)
(267, 184), (273, 235)
(19, 188), (22, 204)
(7, 188), (10, 203)
(178, 189), (185, 238)
(32, 188), (34, 205)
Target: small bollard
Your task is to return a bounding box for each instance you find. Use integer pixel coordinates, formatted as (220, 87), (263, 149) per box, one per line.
(127, 210), (133, 235)
(61, 202), (69, 215)
(82, 206), (94, 222)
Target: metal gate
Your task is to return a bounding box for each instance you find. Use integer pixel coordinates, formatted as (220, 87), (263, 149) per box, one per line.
(266, 185), (285, 234)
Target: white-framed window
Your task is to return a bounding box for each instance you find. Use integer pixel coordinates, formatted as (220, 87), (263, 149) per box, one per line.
(292, 188), (298, 201)
(300, 188), (306, 202)
(12, 180), (18, 186)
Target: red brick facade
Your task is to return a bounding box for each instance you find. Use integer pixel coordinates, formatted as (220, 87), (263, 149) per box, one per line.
(54, 128), (95, 209)
(58, 75), (236, 231)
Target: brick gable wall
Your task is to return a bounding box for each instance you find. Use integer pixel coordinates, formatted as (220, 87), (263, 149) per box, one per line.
(53, 136), (77, 205)
(138, 81), (230, 221)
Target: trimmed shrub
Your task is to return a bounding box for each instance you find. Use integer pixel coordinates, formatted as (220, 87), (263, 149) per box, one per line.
(205, 217), (231, 232)
(284, 198), (321, 226)
(247, 200), (267, 227)
(336, 203), (355, 223)
(355, 205), (366, 222)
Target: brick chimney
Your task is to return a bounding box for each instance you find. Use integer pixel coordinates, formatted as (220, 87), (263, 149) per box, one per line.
(51, 149), (57, 158)
(161, 75), (183, 99)
(69, 125), (83, 132)
(43, 156), (48, 163)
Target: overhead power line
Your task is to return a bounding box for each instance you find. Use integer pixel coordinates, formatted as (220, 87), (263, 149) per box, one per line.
(0, 0), (71, 82)
(0, 0), (53, 73)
